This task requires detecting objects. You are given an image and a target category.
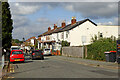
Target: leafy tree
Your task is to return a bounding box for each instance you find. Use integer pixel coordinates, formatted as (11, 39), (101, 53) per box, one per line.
(0, 2), (2, 47)
(2, 2), (13, 49)
(12, 39), (23, 44)
(22, 37), (25, 42)
(61, 40), (70, 47)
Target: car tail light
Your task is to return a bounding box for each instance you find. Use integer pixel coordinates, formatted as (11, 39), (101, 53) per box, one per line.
(10, 54), (13, 57)
(32, 53), (35, 55)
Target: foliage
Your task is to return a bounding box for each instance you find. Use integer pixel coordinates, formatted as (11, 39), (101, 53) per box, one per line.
(91, 35), (98, 42)
(118, 35), (120, 40)
(34, 40), (38, 49)
(61, 40), (70, 47)
(12, 39), (23, 44)
(87, 37), (117, 61)
(2, 2), (13, 49)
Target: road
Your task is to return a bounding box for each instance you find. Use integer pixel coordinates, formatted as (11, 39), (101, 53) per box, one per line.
(6, 55), (118, 78)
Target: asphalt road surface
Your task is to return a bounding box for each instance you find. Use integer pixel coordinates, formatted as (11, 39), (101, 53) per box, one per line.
(7, 55), (118, 78)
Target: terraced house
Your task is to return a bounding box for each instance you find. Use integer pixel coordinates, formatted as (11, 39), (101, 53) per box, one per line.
(38, 17), (119, 51)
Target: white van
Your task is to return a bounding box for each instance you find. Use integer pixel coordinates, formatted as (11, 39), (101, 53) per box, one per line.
(11, 46), (20, 51)
(43, 48), (51, 56)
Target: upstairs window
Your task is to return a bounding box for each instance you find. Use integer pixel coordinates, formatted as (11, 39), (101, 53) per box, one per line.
(66, 31), (69, 38)
(61, 33), (64, 39)
(100, 33), (103, 38)
(57, 33), (59, 39)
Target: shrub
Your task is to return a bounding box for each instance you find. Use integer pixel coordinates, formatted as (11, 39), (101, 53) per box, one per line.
(61, 41), (70, 47)
(86, 37), (116, 61)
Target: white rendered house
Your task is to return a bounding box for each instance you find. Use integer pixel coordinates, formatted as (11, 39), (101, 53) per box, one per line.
(38, 17), (119, 50)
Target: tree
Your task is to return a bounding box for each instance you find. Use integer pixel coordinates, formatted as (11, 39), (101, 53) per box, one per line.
(61, 41), (70, 47)
(22, 37), (25, 42)
(2, 2), (13, 49)
(12, 39), (23, 44)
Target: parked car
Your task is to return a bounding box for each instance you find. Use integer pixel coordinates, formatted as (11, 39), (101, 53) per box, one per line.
(10, 46), (20, 51)
(43, 48), (51, 56)
(30, 50), (44, 60)
(10, 50), (25, 63)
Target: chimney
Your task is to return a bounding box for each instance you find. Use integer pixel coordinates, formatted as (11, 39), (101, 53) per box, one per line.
(71, 17), (76, 25)
(61, 21), (66, 28)
(48, 27), (51, 31)
(54, 24), (57, 29)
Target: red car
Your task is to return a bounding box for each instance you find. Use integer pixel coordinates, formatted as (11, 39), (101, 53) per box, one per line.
(10, 50), (25, 62)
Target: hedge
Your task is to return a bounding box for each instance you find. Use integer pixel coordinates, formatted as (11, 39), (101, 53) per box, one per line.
(86, 37), (116, 61)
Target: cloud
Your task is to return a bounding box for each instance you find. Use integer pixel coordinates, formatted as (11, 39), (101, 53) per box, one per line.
(12, 16), (54, 40)
(62, 2), (118, 19)
(12, 15), (29, 28)
(9, 2), (43, 15)
(12, 24), (45, 40)
(9, 0), (119, 2)
(97, 22), (113, 25)
(9, 2), (119, 40)
(37, 17), (51, 23)
(97, 17), (118, 25)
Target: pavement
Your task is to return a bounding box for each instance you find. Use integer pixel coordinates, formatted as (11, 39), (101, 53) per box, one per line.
(51, 56), (119, 70)
(0, 61), (10, 80)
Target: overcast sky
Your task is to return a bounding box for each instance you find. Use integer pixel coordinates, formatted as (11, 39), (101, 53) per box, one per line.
(8, 1), (119, 40)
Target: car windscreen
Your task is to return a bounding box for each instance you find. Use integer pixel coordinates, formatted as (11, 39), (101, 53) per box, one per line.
(12, 48), (19, 50)
(12, 51), (22, 54)
(45, 49), (50, 51)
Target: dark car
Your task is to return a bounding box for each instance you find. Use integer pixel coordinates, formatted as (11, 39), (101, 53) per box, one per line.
(30, 50), (44, 60)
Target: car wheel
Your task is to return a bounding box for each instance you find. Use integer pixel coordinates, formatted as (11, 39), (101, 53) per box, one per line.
(9, 61), (13, 64)
(41, 57), (44, 60)
(22, 61), (25, 63)
(32, 57), (35, 60)
(49, 54), (52, 56)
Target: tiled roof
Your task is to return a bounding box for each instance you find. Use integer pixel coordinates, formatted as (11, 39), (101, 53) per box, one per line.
(26, 36), (36, 42)
(38, 27), (61, 37)
(53, 19), (97, 33)
(12, 43), (21, 46)
(38, 19), (97, 37)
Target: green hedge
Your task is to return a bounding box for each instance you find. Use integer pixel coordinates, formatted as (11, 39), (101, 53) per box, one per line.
(86, 38), (116, 61)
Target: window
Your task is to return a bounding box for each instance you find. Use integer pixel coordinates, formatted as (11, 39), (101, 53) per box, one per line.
(66, 31), (69, 38)
(12, 51), (22, 54)
(57, 33), (59, 39)
(61, 33), (64, 39)
(100, 33), (102, 37)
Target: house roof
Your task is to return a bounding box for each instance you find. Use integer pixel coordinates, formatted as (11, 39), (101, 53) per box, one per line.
(38, 19), (97, 37)
(12, 43), (21, 46)
(26, 36), (36, 42)
(38, 27), (61, 37)
(52, 19), (97, 33)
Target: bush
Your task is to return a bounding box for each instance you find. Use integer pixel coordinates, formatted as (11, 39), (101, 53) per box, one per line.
(86, 37), (116, 61)
(61, 41), (70, 47)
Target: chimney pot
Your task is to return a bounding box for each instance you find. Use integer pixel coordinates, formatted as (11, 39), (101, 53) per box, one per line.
(54, 24), (57, 29)
(71, 17), (76, 25)
(48, 27), (51, 31)
(61, 21), (66, 28)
